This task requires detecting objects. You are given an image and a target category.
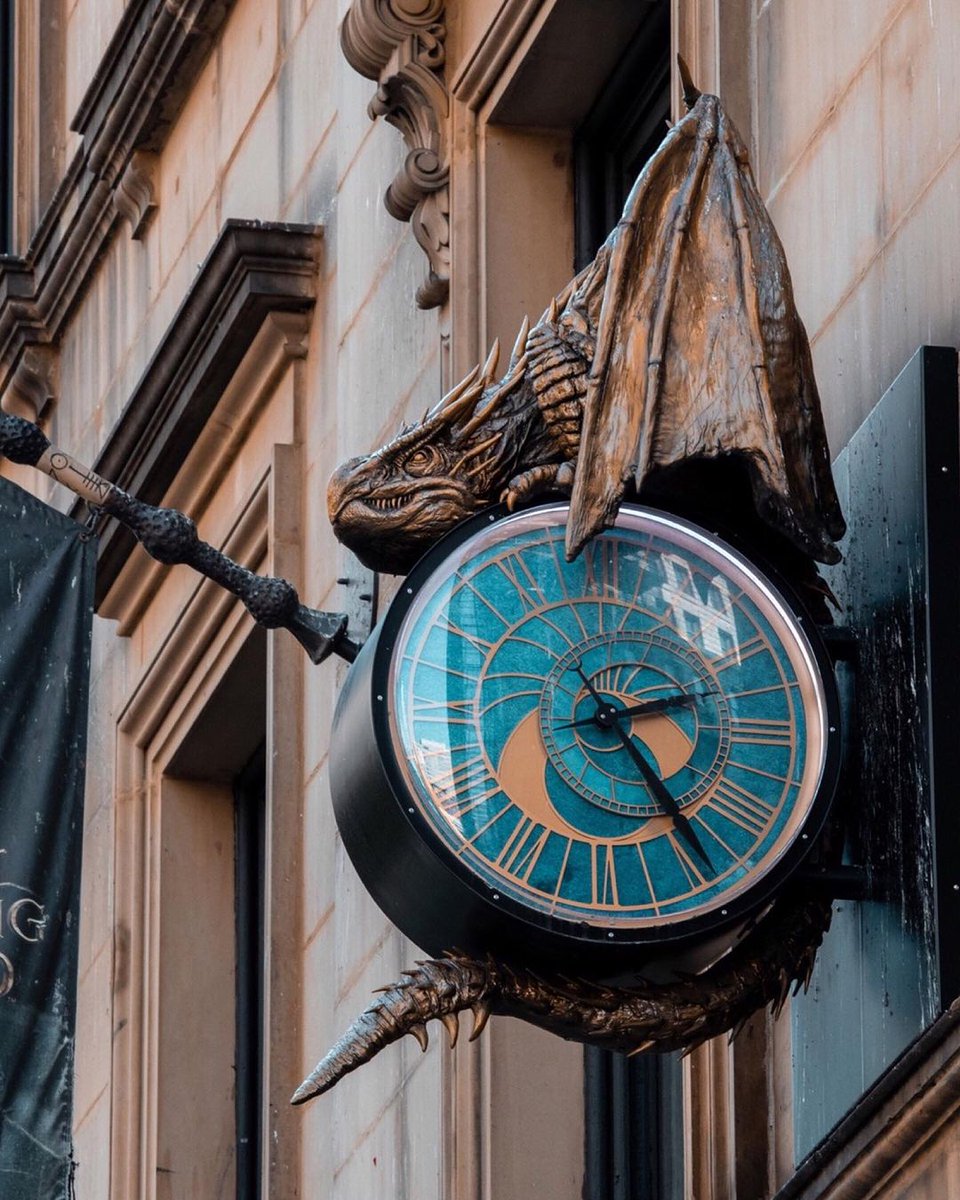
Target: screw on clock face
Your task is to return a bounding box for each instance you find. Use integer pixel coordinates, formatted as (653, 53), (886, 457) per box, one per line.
(570, 661), (715, 875)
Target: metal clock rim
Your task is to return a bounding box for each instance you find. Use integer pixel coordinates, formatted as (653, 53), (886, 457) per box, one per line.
(366, 501), (844, 961)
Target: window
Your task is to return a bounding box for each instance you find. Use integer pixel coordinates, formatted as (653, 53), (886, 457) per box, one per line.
(573, 0), (671, 271)
(234, 744), (266, 1200)
(572, 7), (684, 1197)
(0, 0), (13, 251)
(160, 629), (267, 1197)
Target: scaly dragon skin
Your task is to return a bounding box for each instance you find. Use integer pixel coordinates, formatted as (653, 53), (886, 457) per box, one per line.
(314, 83), (845, 1103)
(327, 90), (845, 578)
(293, 892), (834, 1104)
(327, 275), (597, 576)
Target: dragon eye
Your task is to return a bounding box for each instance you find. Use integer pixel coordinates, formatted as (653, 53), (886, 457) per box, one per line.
(404, 446), (443, 475)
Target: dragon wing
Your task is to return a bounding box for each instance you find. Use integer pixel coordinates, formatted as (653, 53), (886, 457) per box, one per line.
(565, 89), (845, 564)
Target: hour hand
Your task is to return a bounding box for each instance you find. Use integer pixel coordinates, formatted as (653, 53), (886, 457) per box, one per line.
(616, 689), (716, 720)
(554, 689), (714, 731)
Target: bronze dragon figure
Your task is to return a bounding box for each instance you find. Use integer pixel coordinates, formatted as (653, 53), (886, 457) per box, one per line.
(305, 74), (845, 1104)
(328, 78), (844, 578)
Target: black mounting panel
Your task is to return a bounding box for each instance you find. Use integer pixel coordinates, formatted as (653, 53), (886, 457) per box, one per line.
(823, 345), (960, 1016)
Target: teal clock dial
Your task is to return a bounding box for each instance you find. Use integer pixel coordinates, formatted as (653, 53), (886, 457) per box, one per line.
(386, 504), (832, 934)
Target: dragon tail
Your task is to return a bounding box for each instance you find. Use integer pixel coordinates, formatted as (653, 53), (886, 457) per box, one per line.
(291, 954), (498, 1104)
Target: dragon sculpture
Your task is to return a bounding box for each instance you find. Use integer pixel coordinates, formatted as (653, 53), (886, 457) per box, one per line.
(329, 75), (844, 577)
(304, 70), (846, 1104)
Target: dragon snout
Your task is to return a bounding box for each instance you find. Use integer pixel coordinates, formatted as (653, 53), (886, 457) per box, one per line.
(326, 456), (367, 522)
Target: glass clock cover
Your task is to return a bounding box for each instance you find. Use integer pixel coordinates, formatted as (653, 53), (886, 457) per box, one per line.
(386, 504), (833, 934)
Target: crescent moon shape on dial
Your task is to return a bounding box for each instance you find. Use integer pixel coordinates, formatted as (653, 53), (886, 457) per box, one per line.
(495, 709), (695, 844)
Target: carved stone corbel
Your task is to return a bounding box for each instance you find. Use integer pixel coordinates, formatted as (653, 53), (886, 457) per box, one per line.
(341, 0), (450, 309)
(1, 345), (59, 420)
(114, 152), (159, 240)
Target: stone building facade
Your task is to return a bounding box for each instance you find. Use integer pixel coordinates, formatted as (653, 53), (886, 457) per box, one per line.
(1, 1), (959, 1197)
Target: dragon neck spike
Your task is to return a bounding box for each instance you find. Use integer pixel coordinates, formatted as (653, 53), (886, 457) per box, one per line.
(510, 315), (530, 367)
(423, 364), (481, 423)
(457, 351), (530, 442)
(677, 53), (702, 111)
(386, 371), (486, 460)
(482, 338), (501, 384)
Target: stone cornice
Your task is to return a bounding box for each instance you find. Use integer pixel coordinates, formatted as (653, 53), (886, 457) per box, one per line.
(777, 1006), (960, 1200)
(340, 0), (450, 309)
(86, 219), (322, 607)
(0, 0), (237, 408)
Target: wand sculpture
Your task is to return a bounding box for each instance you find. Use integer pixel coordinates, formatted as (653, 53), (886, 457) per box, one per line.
(0, 412), (359, 665)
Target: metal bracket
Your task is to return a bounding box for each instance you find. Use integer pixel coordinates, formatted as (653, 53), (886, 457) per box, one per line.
(796, 864), (871, 901)
(0, 411), (360, 667)
(336, 551), (378, 649)
(822, 624), (859, 664)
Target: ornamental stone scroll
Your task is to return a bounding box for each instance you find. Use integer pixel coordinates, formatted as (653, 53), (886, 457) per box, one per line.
(340, 0), (450, 309)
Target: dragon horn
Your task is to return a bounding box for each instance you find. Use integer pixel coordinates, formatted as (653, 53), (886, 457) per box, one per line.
(291, 955), (496, 1105)
(384, 370), (486, 461)
(457, 350), (530, 442)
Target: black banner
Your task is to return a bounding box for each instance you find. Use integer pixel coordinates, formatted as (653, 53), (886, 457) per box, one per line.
(0, 477), (95, 1197)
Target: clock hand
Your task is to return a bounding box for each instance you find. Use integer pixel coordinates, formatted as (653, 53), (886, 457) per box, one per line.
(617, 689), (717, 720)
(554, 690), (714, 730)
(572, 660), (607, 708)
(607, 716), (715, 874)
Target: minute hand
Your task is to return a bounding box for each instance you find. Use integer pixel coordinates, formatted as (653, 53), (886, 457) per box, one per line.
(609, 718), (714, 873)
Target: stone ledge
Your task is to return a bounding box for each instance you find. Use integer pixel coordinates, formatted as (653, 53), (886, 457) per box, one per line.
(84, 219), (322, 607)
(777, 1005), (960, 1200)
(0, 0), (238, 399)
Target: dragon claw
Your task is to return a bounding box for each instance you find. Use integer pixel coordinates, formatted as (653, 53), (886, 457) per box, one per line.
(469, 1001), (492, 1041)
(501, 460), (576, 512)
(441, 1012), (460, 1047)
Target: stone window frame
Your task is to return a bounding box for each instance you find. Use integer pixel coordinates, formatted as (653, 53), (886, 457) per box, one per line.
(434, 3), (755, 1197)
(105, 311), (310, 1198)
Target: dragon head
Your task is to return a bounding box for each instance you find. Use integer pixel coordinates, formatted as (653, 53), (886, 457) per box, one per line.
(328, 339), (530, 575)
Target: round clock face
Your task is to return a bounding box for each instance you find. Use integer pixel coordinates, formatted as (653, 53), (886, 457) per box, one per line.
(383, 504), (837, 937)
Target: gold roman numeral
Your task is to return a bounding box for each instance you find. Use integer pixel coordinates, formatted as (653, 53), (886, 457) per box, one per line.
(730, 716), (793, 746)
(707, 778), (776, 836)
(497, 553), (546, 614)
(437, 614), (494, 656)
(710, 633), (766, 674)
(413, 695), (475, 725)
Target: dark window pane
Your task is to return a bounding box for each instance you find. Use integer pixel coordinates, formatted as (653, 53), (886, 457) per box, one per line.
(234, 744), (266, 1200)
(584, 1049), (684, 1200)
(574, 0), (671, 269)
(0, 0), (13, 252)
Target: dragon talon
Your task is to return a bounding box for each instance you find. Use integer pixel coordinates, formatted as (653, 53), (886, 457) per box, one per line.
(469, 1001), (492, 1041)
(441, 1012), (460, 1047)
(626, 1039), (656, 1057)
(409, 1023), (430, 1052)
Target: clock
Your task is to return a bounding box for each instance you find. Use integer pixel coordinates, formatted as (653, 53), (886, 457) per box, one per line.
(330, 503), (841, 979)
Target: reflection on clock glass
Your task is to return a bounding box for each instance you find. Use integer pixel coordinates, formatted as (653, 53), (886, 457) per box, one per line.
(388, 505), (827, 928)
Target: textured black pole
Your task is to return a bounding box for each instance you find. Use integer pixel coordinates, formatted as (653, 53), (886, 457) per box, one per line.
(0, 412), (358, 665)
